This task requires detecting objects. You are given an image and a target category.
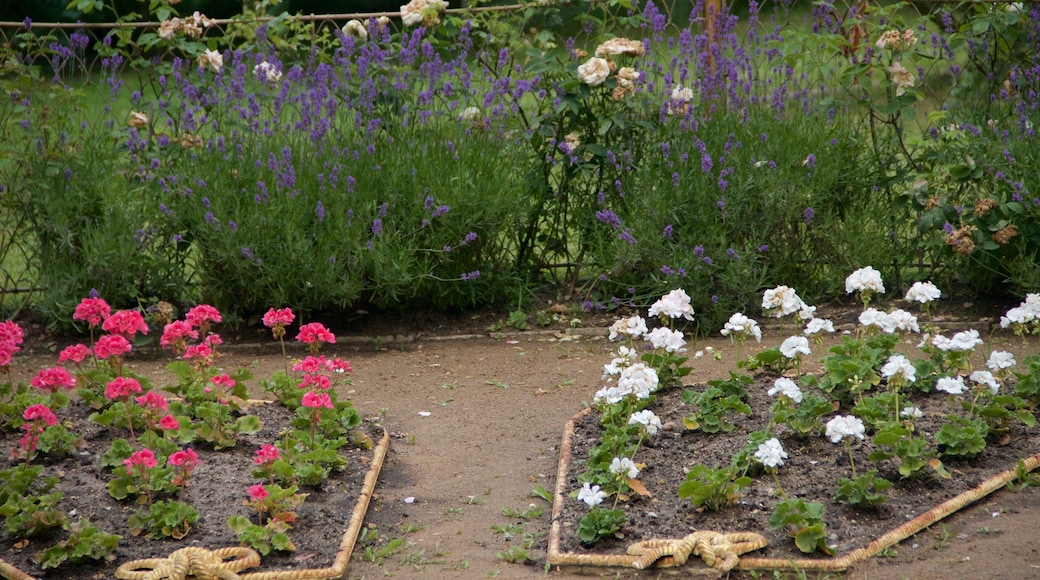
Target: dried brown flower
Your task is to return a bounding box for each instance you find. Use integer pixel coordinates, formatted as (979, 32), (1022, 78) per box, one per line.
(992, 224), (1018, 245)
(974, 198), (998, 216)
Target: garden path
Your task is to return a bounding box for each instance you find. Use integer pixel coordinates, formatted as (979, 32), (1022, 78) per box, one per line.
(13, 313), (1040, 580)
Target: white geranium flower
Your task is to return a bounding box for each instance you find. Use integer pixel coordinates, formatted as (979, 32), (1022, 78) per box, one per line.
(577, 57), (610, 86)
(609, 316), (648, 341)
(987, 350), (1016, 371)
(779, 336), (811, 359)
(754, 438), (788, 468)
(936, 376), (966, 395)
(648, 288), (695, 321)
(593, 386), (624, 405)
(970, 370), (1000, 395)
(617, 363), (658, 399)
(628, 410), (662, 436)
(881, 354), (916, 383)
(577, 482), (607, 506)
(887, 309), (920, 333)
(647, 327), (686, 353)
(804, 317), (835, 336)
(607, 315), (644, 343)
(762, 286), (807, 318)
(929, 333), (953, 351)
(948, 329), (983, 351)
(1000, 300), (1040, 329)
(859, 308), (895, 333)
(720, 313), (762, 342)
(901, 406), (923, 419)
(845, 266), (886, 295)
(768, 377), (803, 403)
(609, 457), (640, 479)
(825, 415), (865, 443)
(797, 304), (817, 321)
(602, 345), (639, 378)
(905, 281), (941, 304)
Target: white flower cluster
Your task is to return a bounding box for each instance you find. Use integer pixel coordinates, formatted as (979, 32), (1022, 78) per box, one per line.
(593, 362), (659, 404)
(401, 0), (448, 27)
(825, 415), (865, 443)
(610, 456), (640, 479)
(904, 281), (941, 304)
(649, 289), (695, 321)
(577, 57), (611, 86)
(845, 266), (886, 295)
(578, 482), (606, 506)
(198, 49), (224, 73)
(720, 313), (762, 343)
(880, 354), (916, 384)
(157, 11), (213, 40)
(859, 307), (920, 333)
(754, 438), (788, 468)
(1000, 293), (1040, 331)
(767, 377), (803, 403)
(761, 285), (809, 318)
(926, 329), (983, 352)
(253, 61), (282, 83)
(628, 410), (662, 436)
(779, 336), (811, 359)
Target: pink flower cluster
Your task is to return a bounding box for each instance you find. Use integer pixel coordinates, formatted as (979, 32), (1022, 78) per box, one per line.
(63, 295), (149, 369)
(262, 307), (295, 340)
(0, 320), (24, 367)
(293, 355), (352, 411)
(169, 448), (200, 486)
(31, 366), (76, 393)
(17, 403), (58, 459)
(296, 322), (335, 354)
(159, 304), (224, 367)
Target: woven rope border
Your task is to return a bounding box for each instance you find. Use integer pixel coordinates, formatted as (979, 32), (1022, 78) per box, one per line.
(547, 407), (1040, 574)
(0, 424), (389, 580)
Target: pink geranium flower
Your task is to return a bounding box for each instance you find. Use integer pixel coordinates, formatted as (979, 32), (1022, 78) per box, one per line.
(94, 334), (132, 359)
(203, 334), (223, 348)
(0, 320), (24, 346)
(168, 448), (200, 467)
(159, 415), (180, 430)
(301, 391), (333, 409)
(254, 443), (281, 465)
(263, 307), (295, 340)
(123, 448), (158, 472)
(297, 374), (331, 391)
(31, 367), (76, 392)
(186, 305), (222, 338)
(248, 483), (269, 501)
(135, 390), (168, 411)
(0, 341), (19, 367)
(160, 320), (198, 353)
(210, 374), (236, 389)
(296, 322), (335, 345)
(102, 309), (149, 339)
(73, 296), (111, 327)
(105, 377), (143, 401)
(58, 343), (92, 364)
(23, 403), (58, 426)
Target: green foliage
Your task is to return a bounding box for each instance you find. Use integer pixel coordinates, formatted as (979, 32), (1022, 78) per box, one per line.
(771, 392), (834, 437)
(680, 383), (752, 434)
(936, 415), (989, 459)
(576, 507), (626, 545)
(127, 499), (199, 539)
(677, 465), (752, 512)
(869, 422), (942, 480)
(227, 515), (296, 556)
(35, 519), (121, 569)
(835, 470), (893, 509)
(769, 498), (834, 556)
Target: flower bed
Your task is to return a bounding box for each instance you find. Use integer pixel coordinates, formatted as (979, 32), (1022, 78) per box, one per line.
(0, 299), (387, 579)
(545, 276), (1040, 573)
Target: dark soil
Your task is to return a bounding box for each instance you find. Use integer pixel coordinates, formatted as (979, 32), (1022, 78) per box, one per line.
(556, 374), (1040, 563)
(0, 398), (383, 579)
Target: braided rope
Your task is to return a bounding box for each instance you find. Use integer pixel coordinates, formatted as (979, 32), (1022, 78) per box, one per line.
(628, 530), (769, 571)
(114, 546), (260, 580)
